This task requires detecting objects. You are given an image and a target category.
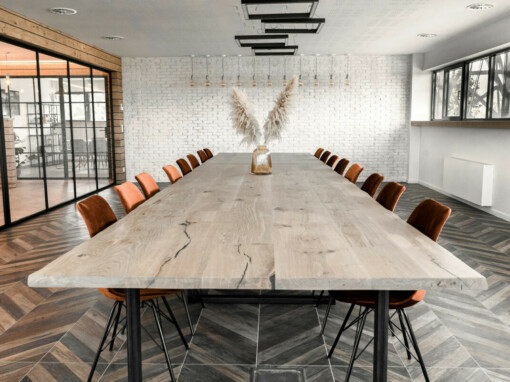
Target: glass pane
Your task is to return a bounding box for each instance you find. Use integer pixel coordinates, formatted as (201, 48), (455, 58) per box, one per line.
(93, 69), (114, 188)
(39, 53), (75, 207)
(447, 67), (462, 117)
(0, 41), (45, 221)
(492, 52), (510, 118)
(70, 62), (96, 196)
(434, 71), (444, 119)
(466, 58), (489, 119)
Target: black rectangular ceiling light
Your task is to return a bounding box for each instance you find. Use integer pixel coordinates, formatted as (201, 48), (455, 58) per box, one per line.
(241, 0), (319, 20)
(235, 34), (288, 48)
(262, 18), (325, 34)
(252, 45), (298, 56)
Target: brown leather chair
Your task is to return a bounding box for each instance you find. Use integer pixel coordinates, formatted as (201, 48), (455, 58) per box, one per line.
(314, 148), (324, 159)
(163, 165), (183, 184)
(344, 163), (363, 183)
(326, 155), (339, 168)
(320, 150), (331, 163)
(176, 158), (192, 176)
(197, 150), (208, 163)
(204, 148), (213, 158)
(135, 172), (160, 199)
(77, 195), (194, 382)
(322, 199), (451, 382)
(113, 182), (146, 214)
(360, 173), (384, 197)
(376, 182), (406, 212)
(187, 154), (200, 169)
(334, 158), (349, 175)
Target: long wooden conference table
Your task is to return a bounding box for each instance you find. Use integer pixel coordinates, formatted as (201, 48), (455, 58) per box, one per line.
(28, 153), (487, 382)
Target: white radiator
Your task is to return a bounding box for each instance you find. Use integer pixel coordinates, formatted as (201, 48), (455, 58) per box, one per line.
(443, 156), (494, 206)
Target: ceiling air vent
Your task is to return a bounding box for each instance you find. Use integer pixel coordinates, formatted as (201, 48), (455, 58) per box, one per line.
(101, 36), (124, 41)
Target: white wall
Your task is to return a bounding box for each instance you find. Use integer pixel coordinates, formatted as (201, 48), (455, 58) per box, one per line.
(122, 55), (412, 183)
(418, 125), (510, 221)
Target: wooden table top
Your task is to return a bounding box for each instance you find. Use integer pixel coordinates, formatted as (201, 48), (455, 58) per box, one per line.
(28, 153), (487, 291)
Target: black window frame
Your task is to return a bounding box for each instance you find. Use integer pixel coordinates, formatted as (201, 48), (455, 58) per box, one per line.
(431, 46), (510, 122)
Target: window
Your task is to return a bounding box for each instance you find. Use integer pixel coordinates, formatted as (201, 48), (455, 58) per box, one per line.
(466, 58), (489, 119)
(432, 47), (510, 121)
(492, 52), (510, 118)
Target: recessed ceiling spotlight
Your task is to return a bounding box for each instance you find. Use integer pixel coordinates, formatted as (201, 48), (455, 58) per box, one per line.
(466, 3), (495, 10)
(48, 7), (77, 15)
(101, 36), (124, 41)
(417, 33), (438, 38)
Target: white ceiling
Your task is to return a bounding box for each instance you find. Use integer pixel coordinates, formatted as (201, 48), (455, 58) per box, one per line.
(1, 0), (510, 57)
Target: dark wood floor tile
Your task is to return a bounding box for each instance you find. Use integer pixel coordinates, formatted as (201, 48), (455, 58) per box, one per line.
(177, 364), (251, 382)
(258, 304), (328, 366)
(184, 304), (258, 365)
(0, 362), (34, 382)
(408, 367), (491, 382)
(21, 361), (107, 382)
(332, 366), (412, 382)
(99, 362), (180, 382)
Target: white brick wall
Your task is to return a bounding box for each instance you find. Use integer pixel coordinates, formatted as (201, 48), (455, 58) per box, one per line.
(122, 55), (411, 182)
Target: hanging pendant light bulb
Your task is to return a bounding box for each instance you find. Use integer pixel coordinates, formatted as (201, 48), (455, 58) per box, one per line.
(252, 55), (257, 87)
(205, 55), (211, 87)
(267, 56), (272, 87)
(189, 55), (195, 87)
(314, 54), (319, 87)
(298, 54), (304, 87)
(236, 54), (242, 87)
(282, 56), (287, 86)
(4, 52), (11, 92)
(345, 54), (350, 86)
(220, 54), (226, 87)
(329, 54), (335, 86)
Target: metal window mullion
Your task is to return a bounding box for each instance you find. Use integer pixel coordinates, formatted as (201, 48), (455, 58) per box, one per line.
(487, 55), (496, 119)
(431, 72), (436, 120)
(108, 72), (117, 185)
(461, 63), (468, 119)
(442, 70), (448, 119)
(89, 68), (99, 190)
(0, 80), (12, 225)
(66, 61), (77, 198)
(36, 52), (49, 210)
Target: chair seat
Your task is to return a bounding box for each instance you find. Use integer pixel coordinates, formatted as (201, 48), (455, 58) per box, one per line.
(329, 289), (425, 309)
(98, 288), (182, 302)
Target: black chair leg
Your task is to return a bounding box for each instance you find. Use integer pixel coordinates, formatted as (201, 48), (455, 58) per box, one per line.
(150, 302), (176, 382)
(328, 303), (355, 358)
(161, 296), (189, 350)
(88, 301), (120, 382)
(181, 291), (195, 336)
(109, 302), (123, 351)
(321, 295), (334, 335)
(316, 290), (324, 307)
(345, 308), (369, 382)
(402, 309), (430, 382)
(397, 309), (411, 360)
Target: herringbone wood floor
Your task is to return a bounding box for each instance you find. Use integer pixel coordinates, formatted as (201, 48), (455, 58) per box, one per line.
(0, 183), (510, 381)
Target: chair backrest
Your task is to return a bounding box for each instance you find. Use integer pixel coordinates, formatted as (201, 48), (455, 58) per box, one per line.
(376, 182), (406, 212)
(344, 163), (363, 183)
(135, 172), (160, 199)
(187, 154), (200, 169)
(326, 155), (339, 168)
(204, 148), (213, 158)
(77, 195), (117, 238)
(334, 158), (349, 175)
(176, 158), (192, 176)
(163, 165), (182, 184)
(360, 173), (384, 198)
(407, 199), (451, 242)
(114, 182), (146, 214)
(314, 148), (324, 158)
(320, 150), (331, 163)
(197, 150), (208, 163)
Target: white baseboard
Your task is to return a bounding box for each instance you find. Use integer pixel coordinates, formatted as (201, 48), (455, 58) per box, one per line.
(417, 180), (510, 222)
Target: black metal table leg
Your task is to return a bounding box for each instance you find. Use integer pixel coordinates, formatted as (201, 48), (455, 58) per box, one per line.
(126, 289), (142, 382)
(373, 290), (389, 382)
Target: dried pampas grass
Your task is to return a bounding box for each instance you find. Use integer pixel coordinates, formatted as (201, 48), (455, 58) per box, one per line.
(263, 76), (297, 144)
(229, 87), (261, 146)
(229, 75), (298, 146)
